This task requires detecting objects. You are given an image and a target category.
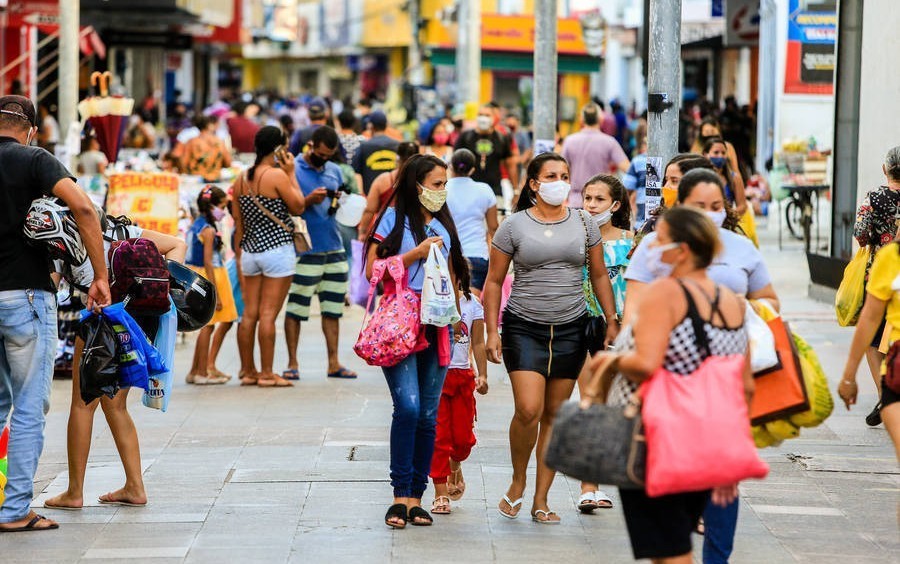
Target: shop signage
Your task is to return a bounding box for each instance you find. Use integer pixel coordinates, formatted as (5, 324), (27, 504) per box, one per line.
(784, 0), (836, 95)
(106, 173), (180, 236)
(428, 14), (591, 56)
(724, 0), (760, 47)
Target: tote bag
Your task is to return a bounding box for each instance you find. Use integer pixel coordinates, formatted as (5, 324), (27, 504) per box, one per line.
(420, 243), (459, 327)
(834, 246), (869, 326)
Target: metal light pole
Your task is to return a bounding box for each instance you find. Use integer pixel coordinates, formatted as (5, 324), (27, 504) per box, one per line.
(644, 0), (682, 212)
(533, 0), (558, 154)
(456, 0), (482, 113)
(58, 0), (79, 142)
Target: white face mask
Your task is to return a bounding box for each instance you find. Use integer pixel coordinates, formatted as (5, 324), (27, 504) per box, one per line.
(537, 180), (571, 206)
(593, 209), (613, 227)
(645, 242), (680, 279)
(476, 115), (492, 132)
(706, 209), (727, 228)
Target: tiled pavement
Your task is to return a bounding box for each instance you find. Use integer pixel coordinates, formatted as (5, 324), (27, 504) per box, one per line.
(2, 220), (898, 563)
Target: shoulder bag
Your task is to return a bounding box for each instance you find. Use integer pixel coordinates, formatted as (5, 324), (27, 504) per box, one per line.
(577, 209), (607, 353)
(544, 353), (646, 489)
(242, 173), (311, 254)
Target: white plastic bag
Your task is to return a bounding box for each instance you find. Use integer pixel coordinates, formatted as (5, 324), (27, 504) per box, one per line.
(747, 301), (778, 374)
(420, 243), (460, 327)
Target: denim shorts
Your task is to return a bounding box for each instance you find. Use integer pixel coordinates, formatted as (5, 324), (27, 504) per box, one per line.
(241, 243), (295, 278)
(467, 257), (489, 292)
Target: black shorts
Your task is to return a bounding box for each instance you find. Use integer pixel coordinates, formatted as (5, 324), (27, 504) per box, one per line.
(619, 488), (709, 560)
(872, 317), (888, 349)
(883, 377), (900, 409)
(501, 310), (588, 379)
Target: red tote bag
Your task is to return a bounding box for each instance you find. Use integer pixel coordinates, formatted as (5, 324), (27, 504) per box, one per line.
(642, 354), (770, 498)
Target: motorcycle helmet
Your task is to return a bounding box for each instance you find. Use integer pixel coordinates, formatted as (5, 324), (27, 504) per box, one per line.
(167, 260), (216, 331)
(23, 197), (107, 266)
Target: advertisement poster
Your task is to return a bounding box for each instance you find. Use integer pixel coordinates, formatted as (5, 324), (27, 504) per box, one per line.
(644, 156), (663, 215)
(784, 0), (837, 95)
(106, 173), (180, 236)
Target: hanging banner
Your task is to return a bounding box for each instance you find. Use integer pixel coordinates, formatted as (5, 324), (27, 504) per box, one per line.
(784, 0), (837, 95)
(724, 0), (760, 47)
(106, 173), (180, 235)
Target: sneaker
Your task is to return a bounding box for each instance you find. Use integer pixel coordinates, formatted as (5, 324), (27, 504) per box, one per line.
(865, 403), (882, 427)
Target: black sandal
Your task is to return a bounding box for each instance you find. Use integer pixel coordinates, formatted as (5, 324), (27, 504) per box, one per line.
(385, 503), (408, 529)
(408, 506), (433, 526)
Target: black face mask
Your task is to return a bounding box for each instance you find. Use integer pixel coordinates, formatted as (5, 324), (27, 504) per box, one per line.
(308, 152), (327, 168)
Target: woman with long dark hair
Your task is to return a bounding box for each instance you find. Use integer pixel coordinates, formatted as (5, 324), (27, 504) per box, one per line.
(231, 126), (306, 387)
(483, 152), (619, 524)
(365, 154), (470, 529)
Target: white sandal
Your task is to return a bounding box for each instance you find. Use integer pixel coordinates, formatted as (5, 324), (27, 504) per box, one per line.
(192, 374), (228, 385)
(498, 495), (523, 519)
(593, 490), (614, 509)
(531, 509), (560, 524)
(578, 492), (599, 513)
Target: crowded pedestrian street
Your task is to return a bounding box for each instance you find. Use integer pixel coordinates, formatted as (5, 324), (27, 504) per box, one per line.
(3, 224), (894, 563)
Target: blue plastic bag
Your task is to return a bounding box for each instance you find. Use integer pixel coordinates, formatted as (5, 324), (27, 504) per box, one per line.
(143, 300), (177, 412)
(226, 258), (244, 319)
(81, 303), (166, 391)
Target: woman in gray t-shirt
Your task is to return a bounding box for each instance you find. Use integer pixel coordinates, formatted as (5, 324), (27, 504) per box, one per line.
(483, 152), (619, 524)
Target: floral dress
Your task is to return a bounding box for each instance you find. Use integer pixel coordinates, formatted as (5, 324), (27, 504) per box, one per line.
(583, 234), (632, 320)
(854, 186), (900, 277)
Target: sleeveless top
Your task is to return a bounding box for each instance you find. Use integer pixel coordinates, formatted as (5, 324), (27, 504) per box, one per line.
(185, 216), (223, 268)
(237, 169), (294, 253)
(607, 280), (748, 407)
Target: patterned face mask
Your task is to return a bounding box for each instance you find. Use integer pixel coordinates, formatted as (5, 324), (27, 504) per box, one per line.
(418, 184), (447, 212)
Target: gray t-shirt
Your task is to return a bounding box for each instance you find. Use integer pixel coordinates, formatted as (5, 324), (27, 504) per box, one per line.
(493, 208), (601, 324)
(625, 228), (771, 294)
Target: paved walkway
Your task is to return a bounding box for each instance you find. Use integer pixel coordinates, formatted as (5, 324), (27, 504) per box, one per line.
(2, 220), (899, 563)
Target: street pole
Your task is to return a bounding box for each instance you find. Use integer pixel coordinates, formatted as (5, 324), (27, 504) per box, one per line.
(408, 0), (424, 87)
(644, 0), (682, 213)
(456, 0), (481, 116)
(533, 0), (557, 154)
(58, 0), (79, 143)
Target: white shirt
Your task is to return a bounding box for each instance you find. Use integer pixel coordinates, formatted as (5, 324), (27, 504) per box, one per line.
(43, 115), (60, 144)
(450, 295), (485, 370)
(446, 176), (496, 259)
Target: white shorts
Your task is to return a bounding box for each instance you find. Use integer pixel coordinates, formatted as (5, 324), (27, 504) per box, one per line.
(241, 243), (295, 278)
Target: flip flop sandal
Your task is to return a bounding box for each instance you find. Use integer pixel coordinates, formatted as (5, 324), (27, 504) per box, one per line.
(257, 376), (293, 388)
(42, 501), (81, 511)
(99, 494), (147, 507)
(498, 495), (524, 519)
(327, 367), (358, 379)
(431, 496), (452, 515)
(593, 490), (614, 509)
(578, 492), (600, 514)
(385, 503), (408, 529)
(408, 506), (433, 526)
(208, 368), (232, 381)
(281, 368), (300, 381)
(0, 514), (59, 533)
(447, 468), (465, 501)
(531, 509), (561, 525)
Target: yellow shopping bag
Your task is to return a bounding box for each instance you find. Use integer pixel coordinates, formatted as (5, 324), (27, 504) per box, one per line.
(834, 246), (870, 327)
(738, 208), (759, 247)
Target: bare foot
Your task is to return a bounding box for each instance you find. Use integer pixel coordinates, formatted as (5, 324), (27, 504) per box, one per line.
(256, 373), (293, 387)
(44, 491), (83, 510)
(98, 487), (147, 507)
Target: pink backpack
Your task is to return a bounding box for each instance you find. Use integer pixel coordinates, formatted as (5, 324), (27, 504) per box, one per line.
(354, 256), (424, 367)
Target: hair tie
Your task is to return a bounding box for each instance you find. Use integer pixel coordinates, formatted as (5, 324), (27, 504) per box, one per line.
(201, 186), (213, 200)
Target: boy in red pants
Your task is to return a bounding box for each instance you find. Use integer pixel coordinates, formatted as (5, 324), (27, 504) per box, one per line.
(430, 291), (488, 515)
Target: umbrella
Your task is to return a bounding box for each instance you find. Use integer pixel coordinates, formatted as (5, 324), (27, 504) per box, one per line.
(78, 71), (134, 163)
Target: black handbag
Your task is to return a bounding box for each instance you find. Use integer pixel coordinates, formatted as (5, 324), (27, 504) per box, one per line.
(78, 313), (121, 404)
(576, 210), (608, 353)
(544, 354), (646, 489)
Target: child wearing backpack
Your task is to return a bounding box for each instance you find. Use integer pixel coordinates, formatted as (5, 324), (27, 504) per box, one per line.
(185, 186), (238, 384)
(429, 287), (488, 515)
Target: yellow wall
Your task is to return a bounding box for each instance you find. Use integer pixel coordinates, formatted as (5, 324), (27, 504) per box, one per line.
(361, 0), (412, 47)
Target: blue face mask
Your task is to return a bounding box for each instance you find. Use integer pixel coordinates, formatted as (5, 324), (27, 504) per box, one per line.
(710, 156), (727, 169)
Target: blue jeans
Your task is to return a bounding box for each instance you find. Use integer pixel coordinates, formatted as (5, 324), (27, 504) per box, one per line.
(0, 289), (57, 523)
(467, 257), (489, 292)
(382, 328), (449, 499)
(703, 496), (739, 564)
